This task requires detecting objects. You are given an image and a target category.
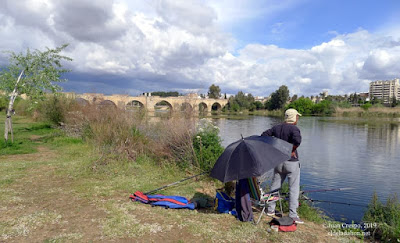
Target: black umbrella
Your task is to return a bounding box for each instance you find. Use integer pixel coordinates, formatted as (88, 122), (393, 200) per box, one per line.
(210, 135), (293, 183)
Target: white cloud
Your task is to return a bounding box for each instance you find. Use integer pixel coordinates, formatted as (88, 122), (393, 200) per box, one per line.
(0, 0), (399, 96)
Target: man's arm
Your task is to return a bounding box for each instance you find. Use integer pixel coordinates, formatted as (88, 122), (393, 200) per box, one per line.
(291, 145), (298, 158)
(291, 127), (302, 158)
(261, 128), (273, 137)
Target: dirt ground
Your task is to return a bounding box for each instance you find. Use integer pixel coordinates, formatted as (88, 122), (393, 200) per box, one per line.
(0, 143), (360, 242)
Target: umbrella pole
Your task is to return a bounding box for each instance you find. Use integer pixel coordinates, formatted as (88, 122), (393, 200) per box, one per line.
(143, 171), (209, 195)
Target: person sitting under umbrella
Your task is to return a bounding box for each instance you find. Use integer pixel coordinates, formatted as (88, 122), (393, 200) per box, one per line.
(261, 108), (304, 224)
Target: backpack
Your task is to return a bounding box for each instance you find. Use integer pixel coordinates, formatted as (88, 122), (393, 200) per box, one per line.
(214, 190), (235, 214)
(270, 216), (297, 232)
(130, 191), (195, 210)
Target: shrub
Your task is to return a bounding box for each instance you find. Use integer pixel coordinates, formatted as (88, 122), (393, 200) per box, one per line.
(363, 192), (400, 242)
(361, 103), (372, 110)
(230, 102), (240, 112)
(285, 97), (313, 115)
(249, 103), (256, 112)
(312, 100), (334, 115)
(65, 103), (200, 168)
(193, 119), (224, 171)
(286, 98), (334, 116)
(0, 95), (8, 111)
(13, 97), (34, 116)
(253, 101), (264, 110)
(39, 95), (67, 124)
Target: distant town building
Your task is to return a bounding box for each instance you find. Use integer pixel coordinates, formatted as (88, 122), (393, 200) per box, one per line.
(358, 92), (370, 101)
(369, 78), (400, 104)
(310, 91), (328, 103)
(255, 96), (269, 103)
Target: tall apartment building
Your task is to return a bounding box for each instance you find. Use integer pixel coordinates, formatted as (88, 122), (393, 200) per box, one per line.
(369, 78), (400, 104)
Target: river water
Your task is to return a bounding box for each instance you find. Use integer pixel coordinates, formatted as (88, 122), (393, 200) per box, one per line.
(211, 115), (400, 223)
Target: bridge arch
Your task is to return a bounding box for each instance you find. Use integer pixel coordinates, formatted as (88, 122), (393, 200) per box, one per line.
(75, 97), (89, 106)
(181, 102), (193, 112)
(98, 100), (117, 108)
(154, 100), (173, 112)
(198, 102), (208, 112)
(211, 102), (222, 111)
(126, 100), (144, 110)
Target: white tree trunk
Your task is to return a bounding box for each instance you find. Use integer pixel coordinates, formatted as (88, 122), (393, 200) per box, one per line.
(4, 70), (24, 143)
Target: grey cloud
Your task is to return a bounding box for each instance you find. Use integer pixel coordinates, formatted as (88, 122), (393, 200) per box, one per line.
(53, 0), (129, 42)
(361, 50), (400, 80)
(155, 0), (217, 32)
(0, 0), (52, 31)
(162, 42), (216, 69)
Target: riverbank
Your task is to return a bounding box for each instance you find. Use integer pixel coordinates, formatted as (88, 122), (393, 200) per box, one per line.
(0, 116), (362, 242)
(206, 106), (400, 118)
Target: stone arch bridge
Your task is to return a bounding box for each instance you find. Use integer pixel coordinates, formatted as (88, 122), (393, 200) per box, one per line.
(63, 92), (228, 112)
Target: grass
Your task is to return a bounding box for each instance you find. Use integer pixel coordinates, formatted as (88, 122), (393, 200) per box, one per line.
(0, 115), (361, 242)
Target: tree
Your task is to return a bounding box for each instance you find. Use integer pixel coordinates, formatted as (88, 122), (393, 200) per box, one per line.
(391, 97), (397, 107)
(291, 94), (298, 102)
(208, 84), (221, 99)
(151, 91), (179, 97)
(286, 97), (314, 115)
(370, 95), (381, 105)
(0, 44), (72, 142)
(253, 101), (263, 110)
(265, 85), (290, 110)
(227, 91), (256, 111)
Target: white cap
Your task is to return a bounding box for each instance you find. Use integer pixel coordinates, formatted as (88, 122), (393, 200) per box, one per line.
(285, 108), (302, 123)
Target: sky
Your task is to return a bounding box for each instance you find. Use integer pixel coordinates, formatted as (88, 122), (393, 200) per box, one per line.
(0, 0), (400, 97)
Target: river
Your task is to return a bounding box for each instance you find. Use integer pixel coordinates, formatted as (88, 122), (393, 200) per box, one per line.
(211, 115), (400, 223)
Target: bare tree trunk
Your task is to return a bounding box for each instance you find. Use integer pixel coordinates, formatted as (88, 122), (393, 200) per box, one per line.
(4, 70), (24, 143)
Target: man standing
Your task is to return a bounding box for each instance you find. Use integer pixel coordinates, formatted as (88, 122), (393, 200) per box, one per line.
(261, 108), (303, 224)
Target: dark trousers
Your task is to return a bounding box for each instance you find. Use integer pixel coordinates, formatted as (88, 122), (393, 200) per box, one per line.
(235, 179), (253, 222)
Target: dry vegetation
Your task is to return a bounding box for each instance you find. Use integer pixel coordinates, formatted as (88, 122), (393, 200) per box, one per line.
(334, 106), (400, 117)
(62, 102), (200, 170)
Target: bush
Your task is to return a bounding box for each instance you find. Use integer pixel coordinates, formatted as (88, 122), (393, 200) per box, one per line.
(285, 98), (314, 115)
(249, 103), (256, 112)
(13, 98), (34, 116)
(230, 102), (240, 112)
(34, 95), (78, 124)
(286, 98), (334, 116)
(65, 103), (201, 168)
(193, 119), (224, 171)
(253, 101), (264, 110)
(333, 101), (352, 108)
(361, 102), (372, 110)
(312, 100), (334, 115)
(363, 192), (400, 242)
(0, 95), (8, 111)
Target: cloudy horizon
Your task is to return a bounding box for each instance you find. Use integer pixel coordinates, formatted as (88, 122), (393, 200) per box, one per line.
(1, 0), (400, 97)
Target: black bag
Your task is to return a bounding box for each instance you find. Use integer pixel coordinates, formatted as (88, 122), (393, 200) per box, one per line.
(270, 216), (297, 232)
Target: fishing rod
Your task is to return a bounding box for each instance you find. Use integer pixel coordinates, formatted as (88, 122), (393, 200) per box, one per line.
(280, 187), (367, 207)
(143, 171), (209, 195)
(279, 187), (355, 196)
(300, 196), (368, 208)
(301, 187), (355, 194)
